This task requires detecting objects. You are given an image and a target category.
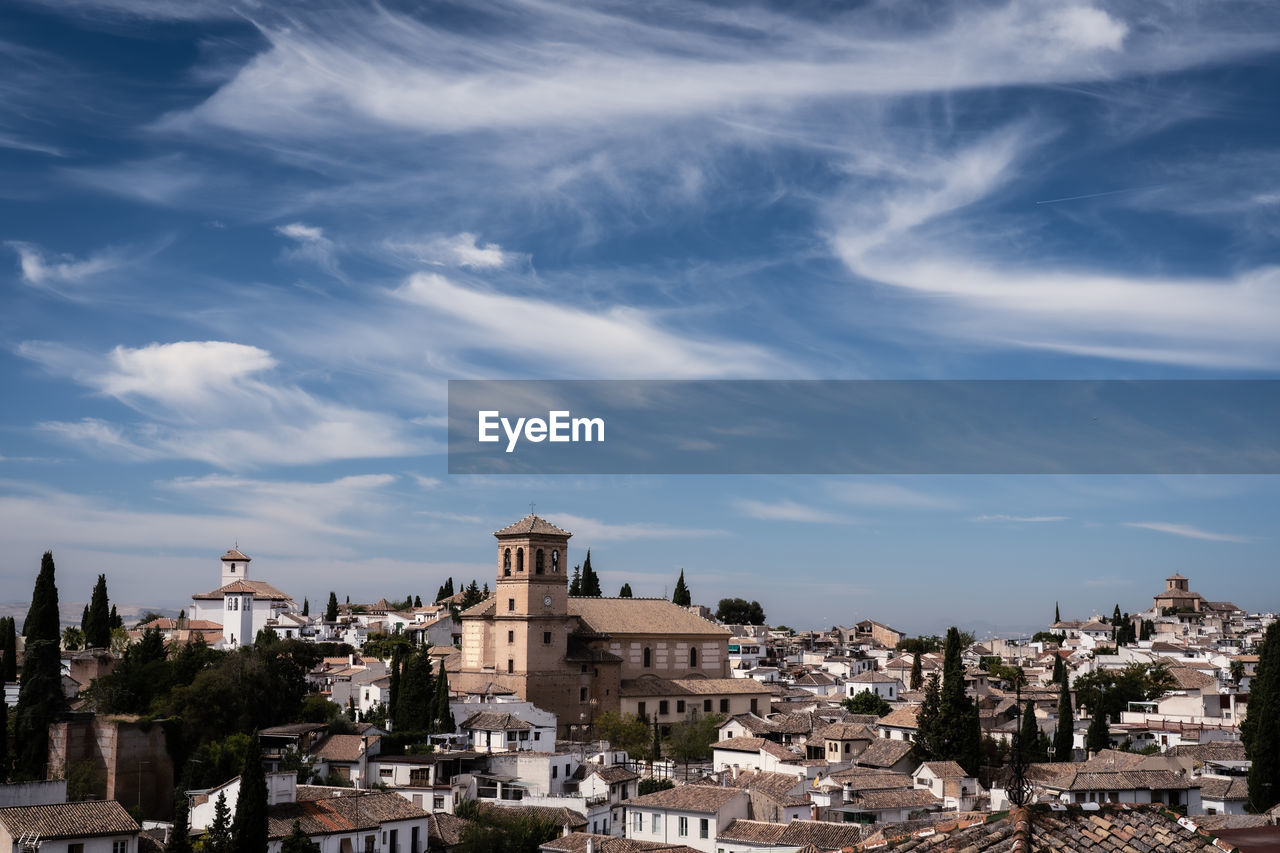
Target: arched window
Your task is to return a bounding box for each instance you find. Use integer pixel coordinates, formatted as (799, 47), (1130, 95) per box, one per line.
(552, 551), (560, 573)
(535, 549), (544, 574)
(690, 647), (698, 668)
(503, 549), (512, 576)
(517, 548), (524, 572)
(643, 647), (652, 668)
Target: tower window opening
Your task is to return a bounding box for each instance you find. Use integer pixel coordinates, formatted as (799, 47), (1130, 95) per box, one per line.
(552, 550), (559, 573)
(535, 549), (544, 575)
(517, 548), (524, 573)
(503, 549), (512, 576)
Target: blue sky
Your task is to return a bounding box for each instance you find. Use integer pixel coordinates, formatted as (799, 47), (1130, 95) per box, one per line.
(2, 0), (1278, 634)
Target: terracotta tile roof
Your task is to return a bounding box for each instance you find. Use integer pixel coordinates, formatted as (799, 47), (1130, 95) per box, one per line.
(620, 677), (770, 697)
(712, 736), (768, 752)
(477, 802), (587, 829)
(0, 801), (139, 839)
(827, 769), (914, 792)
(427, 811), (470, 847)
(1039, 768), (1193, 792)
(222, 548), (251, 562)
(881, 804), (1226, 852)
(853, 738), (914, 770)
(716, 819), (786, 844)
(310, 734), (378, 762)
(848, 787), (940, 810)
(462, 711), (534, 731)
(266, 790), (426, 838)
(724, 713), (775, 735)
(192, 579), (293, 600)
(1162, 664), (1218, 691)
(814, 722), (875, 741)
(720, 769), (807, 805)
(919, 761), (969, 778)
(1198, 776), (1249, 800)
(776, 819), (868, 849)
(570, 599), (729, 637)
(877, 706), (920, 729)
(1168, 743), (1248, 762)
(494, 515), (572, 537)
(541, 832), (701, 852)
(623, 784), (746, 814)
(589, 765), (640, 784)
(849, 670), (903, 683)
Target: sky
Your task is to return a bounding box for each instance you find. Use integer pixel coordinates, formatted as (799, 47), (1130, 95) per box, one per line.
(1, 0), (1279, 635)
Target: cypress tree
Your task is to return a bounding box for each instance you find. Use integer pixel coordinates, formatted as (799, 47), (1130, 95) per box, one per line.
(85, 574), (111, 648)
(388, 646), (404, 726)
(431, 661), (455, 733)
(16, 551), (65, 779)
(672, 570), (691, 607)
(397, 647), (435, 733)
(205, 792), (233, 853)
(80, 605), (89, 633)
(618, 583), (633, 598)
(1054, 601), (1060, 624)
(1, 693), (8, 783)
(109, 604), (122, 630)
(1019, 701), (1044, 763)
(325, 592), (339, 622)
(232, 736), (269, 853)
(414, 595), (422, 607)
(1052, 655), (1065, 685)
(569, 566), (581, 596)
(1053, 681), (1074, 761)
(301, 598), (309, 617)
(1244, 620), (1280, 812)
(913, 673), (941, 761)
(23, 551), (60, 642)
(910, 651), (923, 691)
(166, 791), (193, 853)
(1086, 706), (1110, 755)
(580, 550), (601, 597)
(2, 617), (16, 681)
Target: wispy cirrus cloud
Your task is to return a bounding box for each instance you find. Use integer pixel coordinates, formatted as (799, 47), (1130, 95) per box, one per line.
(7, 240), (131, 294)
(733, 499), (853, 524)
(1124, 521), (1257, 543)
(18, 340), (423, 468)
(974, 514), (1070, 523)
(548, 513), (725, 542)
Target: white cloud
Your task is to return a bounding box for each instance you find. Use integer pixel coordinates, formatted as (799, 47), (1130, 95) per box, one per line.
(277, 222), (327, 243)
(733, 499), (853, 524)
(1124, 521), (1256, 543)
(548, 513), (725, 542)
(165, 473), (397, 537)
(827, 481), (956, 510)
(20, 340), (423, 468)
(973, 514), (1069, 523)
(8, 241), (125, 290)
(275, 222), (340, 276)
(391, 272), (788, 378)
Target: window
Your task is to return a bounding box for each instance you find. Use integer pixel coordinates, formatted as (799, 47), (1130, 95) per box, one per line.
(676, 700), (685, 713)
(508, 630), (515, 643)
(704, 699), (712, 713)
(638, 702), (646, 718)
(536, 549), (544, 574)
(380, 768), (394, 779)
(700, 818), (709, 839)
(114, 844), (129, 853)
(508, 659), (514, 673)
(678, 816), (689, 836)
(552, 765), (558, 778)
(720, 698), (730, 713)
(651, 814), (661, 833)
(552, 550), (560, 572)
(534, 732), (541, 740)
(750, 698), (758, 714)
(643, 647), (651, 668)
(517, 548), (524, 572)
(544, 631), (552, 644)
(633, 812), (643, 832)
(69, 846), (85, 853)
(659, 700), (669, 716)
(690, 647), (698, 667)
(508, 598), (515, 612)
(581, 687), (588, 701)
(504, 548), (512, 575)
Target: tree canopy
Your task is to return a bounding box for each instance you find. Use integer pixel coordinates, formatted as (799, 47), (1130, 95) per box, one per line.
(85, 574), (112, 649)
(715, 597), (765, 625)
(843, 690), (891, 717)
(672, 570), (691, 606)
(1244, 620), (1280, 812)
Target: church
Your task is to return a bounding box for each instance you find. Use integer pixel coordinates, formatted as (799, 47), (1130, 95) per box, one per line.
(450, 515), (772, 735)
(189, 548), (298, 647)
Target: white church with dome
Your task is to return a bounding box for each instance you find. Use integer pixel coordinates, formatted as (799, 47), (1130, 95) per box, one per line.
(188, 548), (299, 647)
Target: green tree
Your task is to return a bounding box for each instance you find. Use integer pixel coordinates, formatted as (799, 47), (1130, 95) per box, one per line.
(414, 595), (422, 608)
(1055, 602), (1060, 623)
(568, 566), (581, 596)
(165, 792), (193, 853)
(431, 660), (455, 733)
(910, 651), (923, 691)
(205, 791), (233, 853)
(1052, 681), (1074, 762)
(456, 802), (560, 853)
(593, 711), (654, 759)
(2, 617), (16, 681)
(1, 693), (8, 783)
(396, 646), (436, 733)
(15, 551), (65, 779)
(280, 821), (320, 853)
(666, 713), (723, 766)
(929, 627), (982, 775)
(85, 574), (112, 648)
(461, 580), (483, 609)
(232, 736), (269, 853)
(1244, 620), (1280, 812)
(913, 673), (941, 761)
(1074, 662), (1175, 722)
(301, 598), (309, 617)
(61, 626), (85, 651)
(715, 598), (766, 625)
(1019, 701), (1046, 763)
(325, 592), (339, 622)
(579, 550), (602, 597)
(672, 570), (691, 607)
(1051, 655), (1066, 685)
(109, 604), (122, 630)
(618, 583), (633, 598)
(388, 645), (404, 728)
(1086, 706), (1110, 754)
(638, 777), (675, 795)
(843, 690), (891, 717)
